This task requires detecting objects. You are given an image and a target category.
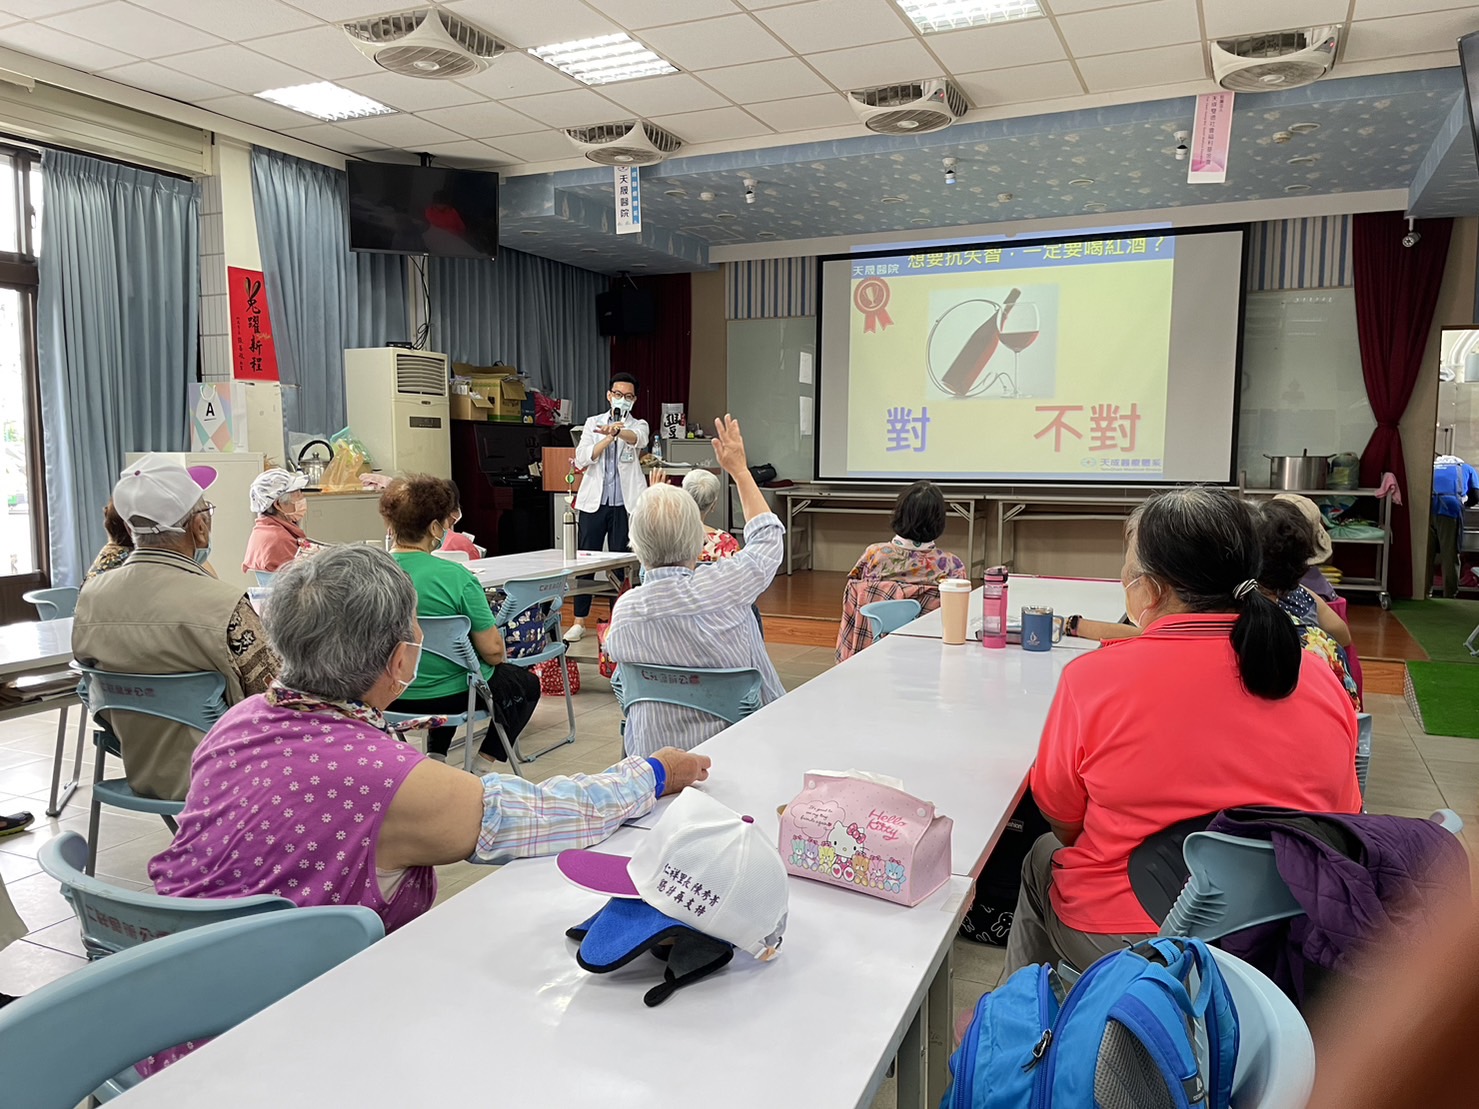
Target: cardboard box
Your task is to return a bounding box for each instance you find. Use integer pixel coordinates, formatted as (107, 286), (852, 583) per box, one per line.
(452, 372), (527, 422)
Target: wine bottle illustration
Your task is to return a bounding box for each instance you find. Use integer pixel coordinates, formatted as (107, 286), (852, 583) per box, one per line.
(940, 287), (1021, 397)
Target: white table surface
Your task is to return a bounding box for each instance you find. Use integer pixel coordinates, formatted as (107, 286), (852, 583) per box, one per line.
(634, 631), (1076, 879)
(892, 575), (1126, 641)
(114, 827), (971, 1109)
(0, 617), (74, 679)
(465, 548), (640, 588)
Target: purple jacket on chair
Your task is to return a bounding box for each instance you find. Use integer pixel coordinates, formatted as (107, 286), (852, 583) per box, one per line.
(1207, 807), (1469, 1006)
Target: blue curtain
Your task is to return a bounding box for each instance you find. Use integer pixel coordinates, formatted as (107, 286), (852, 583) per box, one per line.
(37, 149), (199, 587)
(250, 147), (408, 436)
(430, 250), (609, 418)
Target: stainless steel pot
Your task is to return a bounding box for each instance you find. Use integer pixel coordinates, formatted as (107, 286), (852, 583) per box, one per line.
(1265, 451), (1330, 491)
(297, 439), (332, 488)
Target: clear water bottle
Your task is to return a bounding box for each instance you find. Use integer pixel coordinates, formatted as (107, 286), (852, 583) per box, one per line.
(981, 566), (1009, 649)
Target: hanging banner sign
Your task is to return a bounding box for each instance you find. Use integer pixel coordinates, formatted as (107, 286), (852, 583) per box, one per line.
(227, 266), (280, 382)
(1187, 91), (1235, 185)
(614, 165), (641, 235)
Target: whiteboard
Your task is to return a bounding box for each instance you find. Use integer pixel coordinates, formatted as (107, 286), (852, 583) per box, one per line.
(1236, 289), (1374, 486)
(726, 317), (816, 483)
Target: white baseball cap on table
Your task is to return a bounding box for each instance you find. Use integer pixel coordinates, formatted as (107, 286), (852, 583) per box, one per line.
(249, 468), (309, 514)
(112, 454), (217, 536)
(559, 788), (790, 961)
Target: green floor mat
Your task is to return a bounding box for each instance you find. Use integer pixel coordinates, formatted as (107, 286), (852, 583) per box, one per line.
(1392, 599), (1479, 664)
(1406, 662), (1479, 739)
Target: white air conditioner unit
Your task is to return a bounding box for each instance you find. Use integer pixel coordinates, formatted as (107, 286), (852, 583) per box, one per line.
(1211, 26), (1338, 92)
(565, 120), (683, 166)
(849, 78), (967, 136)
(343, 8), (504, 79)
(344, 348), (451, 479)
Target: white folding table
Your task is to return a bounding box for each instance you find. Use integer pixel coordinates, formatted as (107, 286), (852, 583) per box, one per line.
(892, 575), (1126, 642)
(465, 548), (639, 591)
(0, 617), (83, 816)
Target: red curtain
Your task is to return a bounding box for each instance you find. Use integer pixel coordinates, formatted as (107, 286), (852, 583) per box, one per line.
(610, 273), (691, 431)
(1351, 211), (1452, 600)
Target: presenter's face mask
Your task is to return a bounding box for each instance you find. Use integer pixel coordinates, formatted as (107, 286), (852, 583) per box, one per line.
(609, 391), (636, 415)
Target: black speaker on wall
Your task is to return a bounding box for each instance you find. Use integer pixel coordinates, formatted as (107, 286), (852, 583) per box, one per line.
(596, 288), (657, 337)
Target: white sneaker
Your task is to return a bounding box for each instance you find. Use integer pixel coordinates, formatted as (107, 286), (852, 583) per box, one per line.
(563, 624), (586, 642)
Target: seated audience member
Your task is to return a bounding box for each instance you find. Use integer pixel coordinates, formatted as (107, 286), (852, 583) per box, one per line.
(146, 544), (709, 1072)
(683, 468), (738, 562)
(72, 455), (279, 800)
(605, 416), (784, 756)
(381, 475), (540, 766)
(1004, 487), (1362, 976)
(1256, 497), (1360, 708)
(241, 468), (313, 575)
(437, 482), (482, 559)
(83, 500), (134, 584)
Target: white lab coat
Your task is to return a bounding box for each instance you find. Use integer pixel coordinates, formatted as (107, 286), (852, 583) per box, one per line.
(573, 413), (649, 514)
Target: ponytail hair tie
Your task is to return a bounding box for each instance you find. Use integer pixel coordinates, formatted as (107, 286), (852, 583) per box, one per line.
(1233, 579), (1259, 601)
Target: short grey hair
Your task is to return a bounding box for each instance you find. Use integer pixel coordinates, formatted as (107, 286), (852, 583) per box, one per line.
(629, 483), (706, 569)
(682, 468), (721, 517)
(264, 545), (417, 702)
(133, 498), (206, 549)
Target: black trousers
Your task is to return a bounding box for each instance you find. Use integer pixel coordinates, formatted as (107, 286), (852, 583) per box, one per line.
(573, 502), (630, 618)
(391, 663), (541, 759)
(1430, 513), (1461, 598)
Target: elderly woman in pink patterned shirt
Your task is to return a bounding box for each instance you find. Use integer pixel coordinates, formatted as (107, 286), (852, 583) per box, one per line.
(149, 544), (709, 931)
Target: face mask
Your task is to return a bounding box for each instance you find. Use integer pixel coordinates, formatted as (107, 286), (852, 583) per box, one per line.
(193, 546), (212, 566)
(1124, 574), (1159, 627)
(610, 396), (634, 415)
(397, 641), (423, 688)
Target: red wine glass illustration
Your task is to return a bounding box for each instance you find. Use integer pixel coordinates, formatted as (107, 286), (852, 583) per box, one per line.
(997, 301), (1039, 397)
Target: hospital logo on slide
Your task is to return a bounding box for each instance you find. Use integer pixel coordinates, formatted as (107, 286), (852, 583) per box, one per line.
(854, 278), (893, 333)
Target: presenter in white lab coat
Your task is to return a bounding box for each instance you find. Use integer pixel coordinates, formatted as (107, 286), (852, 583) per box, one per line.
(564, 373), (648, 641)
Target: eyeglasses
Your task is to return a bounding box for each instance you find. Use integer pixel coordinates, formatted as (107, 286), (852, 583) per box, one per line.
(188, 502), (216, 522)
(609, 390), (636, 400)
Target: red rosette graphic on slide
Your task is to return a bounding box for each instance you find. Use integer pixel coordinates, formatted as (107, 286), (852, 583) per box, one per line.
(854, 277), (893, 333)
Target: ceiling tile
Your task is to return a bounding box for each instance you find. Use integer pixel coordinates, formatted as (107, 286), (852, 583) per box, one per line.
(415, 101), (546, 139)
(442, 0), (622, 48)
(954, 59), (1083, 107)
(0, 0), (99, 15)
(592, 0), (742, 28)
(1040, 0), (1156, 12)
(243, 25), (385, 81)
(1057, 0), (1201, 56)
(99, 60), (232, 102)
(405, 138), (511, 166)
(278, 0), (408, 17)
(455, 50), (579, 98)
(755, 0), (913, 53)
(504, 87), (625, 126)
(1345, 9), (1479, 63)
(698, 57), (830, 101)
(336, 113), (466, 147)
(161, 43), (315, 94)
(41, 2), (222, 58)
(598, 72), (730, 114)
(1202, 0), (1349, 39)
(805, 37), (939, 90)
(197, 93), (330, 132)
(1076, 42), (1206, 92)
(746, 92), (858, 130)
(734, 0), (815, 8)
(130, 0), (317, 39)
(340, 72), (485, 112)
(483, 129), (583, 162)
(0, 22), (139, 71)
(640, 15), (791, 69)
(924, 17), (1067, 73)
(649, 104), (773, 142)
(278, 122), (391, 154)
(1354, 0), (1477, 19)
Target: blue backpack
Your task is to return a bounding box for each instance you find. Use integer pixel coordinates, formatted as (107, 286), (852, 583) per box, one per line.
(944, 937), (1238, 1109)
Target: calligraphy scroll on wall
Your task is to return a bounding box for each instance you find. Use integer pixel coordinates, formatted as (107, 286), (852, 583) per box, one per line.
(228, 266), (280, 382)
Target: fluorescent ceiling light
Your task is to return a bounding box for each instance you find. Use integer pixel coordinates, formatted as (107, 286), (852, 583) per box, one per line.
(894, 0), (1042, 33)
(255, 81), (394, 122)
(529, 33), (676, 85)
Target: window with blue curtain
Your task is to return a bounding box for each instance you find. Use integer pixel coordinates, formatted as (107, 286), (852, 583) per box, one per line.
(429, 249), (609, 419)
(250, 147), (408, 437)
(36, 149), (199, 586)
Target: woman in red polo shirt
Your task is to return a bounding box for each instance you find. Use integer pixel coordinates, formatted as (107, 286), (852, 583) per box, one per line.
(1003, 486), (1362, 975)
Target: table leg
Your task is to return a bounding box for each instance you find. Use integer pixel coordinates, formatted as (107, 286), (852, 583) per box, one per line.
(927, 948), (953, 1104)
(896, 999), (926, 1109)
(46, 704), (84, 818)
(966, 505), (977, 577)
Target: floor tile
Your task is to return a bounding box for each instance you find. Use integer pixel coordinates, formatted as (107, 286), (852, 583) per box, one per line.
(24, 917), (89, 958)
(952, 938), (1007, 987)
(5, 870), (78, 932)
(0, 938), (85, 994)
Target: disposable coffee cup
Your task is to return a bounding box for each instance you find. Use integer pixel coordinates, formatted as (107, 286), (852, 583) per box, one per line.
(940, 579), (972, 644)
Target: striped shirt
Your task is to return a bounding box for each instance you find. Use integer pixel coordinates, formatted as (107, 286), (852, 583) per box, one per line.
(605, 512), (786, 756)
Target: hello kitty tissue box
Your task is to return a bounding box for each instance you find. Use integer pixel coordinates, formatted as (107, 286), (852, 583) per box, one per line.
(778, 771), (953, 907)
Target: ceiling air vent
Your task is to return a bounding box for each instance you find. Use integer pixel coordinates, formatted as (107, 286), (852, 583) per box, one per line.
(565, 120), (683, 167)
(344, 8), (505, 80)
(1211, 26), (1338, 92)
(848, 78), (967, 136)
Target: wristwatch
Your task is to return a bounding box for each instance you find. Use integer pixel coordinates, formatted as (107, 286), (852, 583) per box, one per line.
(1065, 614), (1082, 638)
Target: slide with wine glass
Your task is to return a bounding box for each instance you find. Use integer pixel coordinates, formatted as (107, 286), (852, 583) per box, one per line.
(816, 227), (1246, 484)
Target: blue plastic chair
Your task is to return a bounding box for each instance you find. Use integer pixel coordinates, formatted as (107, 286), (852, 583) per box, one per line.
(493, 572), (576, 761)
(383, 614), (525, 778)
(23, 586), (87, 818)
(1355, 712), (1372, 800)
(860, 598), (921, 642)
(252, 570), (276, 586)
(0, 906), (384, 1109)
(75, 667), (230, 876)
(38, 830), (292, 960)
(612, 664), (764, 754)
(1209, 947), (1316, 1109)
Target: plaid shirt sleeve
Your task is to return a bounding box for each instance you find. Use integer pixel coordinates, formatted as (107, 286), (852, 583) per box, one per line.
(473, 756), (658, 863)
(835, 579), (946, 664)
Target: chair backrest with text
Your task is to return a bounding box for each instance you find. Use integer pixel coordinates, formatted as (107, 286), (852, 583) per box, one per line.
(613, 664), (764, 730)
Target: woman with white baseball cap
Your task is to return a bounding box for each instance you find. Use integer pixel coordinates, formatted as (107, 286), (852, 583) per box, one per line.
(242, 467), (315, 575)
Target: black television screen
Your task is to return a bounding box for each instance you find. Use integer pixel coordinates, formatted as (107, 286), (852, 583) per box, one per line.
(1460, 31), (1479, 174)
(347, 161), (499, 259)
